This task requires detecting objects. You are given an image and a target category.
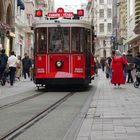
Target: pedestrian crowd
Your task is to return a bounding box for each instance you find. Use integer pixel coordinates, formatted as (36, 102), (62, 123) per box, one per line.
(94, 50), (140, 88)
(0, 48), (34, 86)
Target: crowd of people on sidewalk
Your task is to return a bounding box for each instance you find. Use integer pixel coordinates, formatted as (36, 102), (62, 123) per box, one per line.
(94, 50), (140, 88)
(1, 46), (140, 88)
(0, 48), (34, 86)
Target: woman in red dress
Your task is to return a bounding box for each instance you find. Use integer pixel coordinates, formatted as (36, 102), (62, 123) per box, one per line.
(111, 50), (128, 87)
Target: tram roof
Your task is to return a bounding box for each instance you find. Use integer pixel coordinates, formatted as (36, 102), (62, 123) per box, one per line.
(32, 19), (92, 29)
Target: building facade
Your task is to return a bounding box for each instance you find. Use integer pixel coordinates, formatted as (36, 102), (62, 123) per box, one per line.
(93, 0), (113, 60)
(35, 0), (54, 14)
(125, 0), (140, 55)
(117, 0), (127, 53)
(134, 0), (140, 35)
(0, 0), (15, 56)
(15, 0), (26, 57)
(15, 0), (54, 58)
(133, 0), (140, 53)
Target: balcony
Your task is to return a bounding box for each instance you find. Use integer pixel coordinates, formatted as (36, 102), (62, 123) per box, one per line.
(134, 0), (140, 34)
(135, 0), (140, 6)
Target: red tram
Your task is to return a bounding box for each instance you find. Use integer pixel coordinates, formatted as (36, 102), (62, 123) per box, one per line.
(33, 17), (95, 88)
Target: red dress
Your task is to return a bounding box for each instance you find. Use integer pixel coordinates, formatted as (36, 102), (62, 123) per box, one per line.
(111, 56), (128, 84)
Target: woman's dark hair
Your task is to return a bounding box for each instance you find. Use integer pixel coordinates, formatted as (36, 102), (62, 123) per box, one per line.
(1, 49), (5, 54)
(10, 51), (15, 55)
(111, 50), (115, 56)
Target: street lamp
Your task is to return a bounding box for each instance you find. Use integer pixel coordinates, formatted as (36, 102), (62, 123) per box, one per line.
(112, 0), (120, 51)
(116, 2), (120, 50)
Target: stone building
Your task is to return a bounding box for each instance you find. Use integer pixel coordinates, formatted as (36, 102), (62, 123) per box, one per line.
(93, 0), (113, 60)
(117, 0), (127, 53)
(133, 0), (140, 53)
(125, 0), (140, 55)
(0, 0), (15, 55)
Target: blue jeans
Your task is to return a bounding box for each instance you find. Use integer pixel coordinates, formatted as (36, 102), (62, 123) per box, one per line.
(109, 68), (112, 79)
(124, 66), (127, 81)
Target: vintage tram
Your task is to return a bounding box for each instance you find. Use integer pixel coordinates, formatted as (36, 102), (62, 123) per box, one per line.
(32, 16), (95, 88)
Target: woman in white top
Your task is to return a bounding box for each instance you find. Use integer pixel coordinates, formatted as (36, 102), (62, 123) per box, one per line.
(7, 51), (17, 86)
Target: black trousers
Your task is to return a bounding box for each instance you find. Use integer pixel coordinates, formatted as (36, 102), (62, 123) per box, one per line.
(127, 70), (133, 83)
(23, 68), (30, 79)
(0, 67), (5, 80)
(9, 67), (16, 85)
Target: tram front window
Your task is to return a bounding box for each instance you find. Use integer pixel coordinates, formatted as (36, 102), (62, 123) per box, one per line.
(71, 27), (84, 53)
(35, 28), (47, 53)
(48, 27), (70, 53)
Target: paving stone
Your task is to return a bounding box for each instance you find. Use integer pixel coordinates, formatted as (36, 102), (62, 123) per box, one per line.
(73, 70), (140, 140)
(76, 136), (89, 140)
(125, 126), (138, 133)
(77, 119), (93, 137)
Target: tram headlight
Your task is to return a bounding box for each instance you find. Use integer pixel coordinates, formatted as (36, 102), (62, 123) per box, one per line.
(56, 60), (63, 68)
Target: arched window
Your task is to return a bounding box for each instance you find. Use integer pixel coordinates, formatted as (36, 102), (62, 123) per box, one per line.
(6, 5), (12, 25)
(0, 2), (4, 21)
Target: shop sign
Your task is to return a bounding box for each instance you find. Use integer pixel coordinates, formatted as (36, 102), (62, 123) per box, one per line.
(9, 32), (15, 38)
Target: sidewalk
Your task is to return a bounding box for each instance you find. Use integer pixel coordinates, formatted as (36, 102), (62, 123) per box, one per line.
(0, 78), (36, 99)
(76, 69), (140, 140)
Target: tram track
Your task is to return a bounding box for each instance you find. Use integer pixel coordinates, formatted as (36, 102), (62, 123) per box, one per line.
(0, 92), (45, 111)
(0, 92), (75, 140)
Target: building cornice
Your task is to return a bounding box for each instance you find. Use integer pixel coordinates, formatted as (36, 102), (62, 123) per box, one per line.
(124, 34), (140, 44)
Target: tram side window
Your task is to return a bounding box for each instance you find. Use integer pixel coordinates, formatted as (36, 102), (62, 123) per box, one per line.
(71, 27), (84, 53)
(36, 28), (47, 53)
(48, 27), (70, 53)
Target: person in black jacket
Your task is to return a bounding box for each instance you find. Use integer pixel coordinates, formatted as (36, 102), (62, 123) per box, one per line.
(0, 49), (8, 81)
(134, 52), (140, 69)
(125, 50), (135, 83)
(22, 53), (32, 80)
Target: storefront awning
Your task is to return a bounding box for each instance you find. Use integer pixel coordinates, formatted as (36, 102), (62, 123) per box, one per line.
(17, 0), (25, 10)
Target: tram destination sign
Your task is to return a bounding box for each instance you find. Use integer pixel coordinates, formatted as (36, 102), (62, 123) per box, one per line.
(47, 12), (74, 18)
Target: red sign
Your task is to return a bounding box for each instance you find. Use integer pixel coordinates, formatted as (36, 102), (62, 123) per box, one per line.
(47, 12), (74, 18)
(56, 8), (64, 14)
(48, 12), (60, 18)
(63, 12), (74, 18)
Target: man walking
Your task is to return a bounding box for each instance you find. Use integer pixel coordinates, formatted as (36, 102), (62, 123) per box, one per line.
(0, 49), (8, 84)
(125, 50), (135, 83)
(22, 53), (32, 80)
(7, 51), (17, 86)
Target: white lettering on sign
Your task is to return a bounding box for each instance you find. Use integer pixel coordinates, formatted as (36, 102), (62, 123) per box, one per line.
(74, 68), (83, 73)
(77, 56), (81, 61)
(63, 12), (74, 18)
(38, 56), (42, 61)
(55, 72), (72, 78)
(37, 68), (45, 73)
(57, 8), (64, 14)
(48, 13), (60, 18)
(47, 12), (74, 18)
